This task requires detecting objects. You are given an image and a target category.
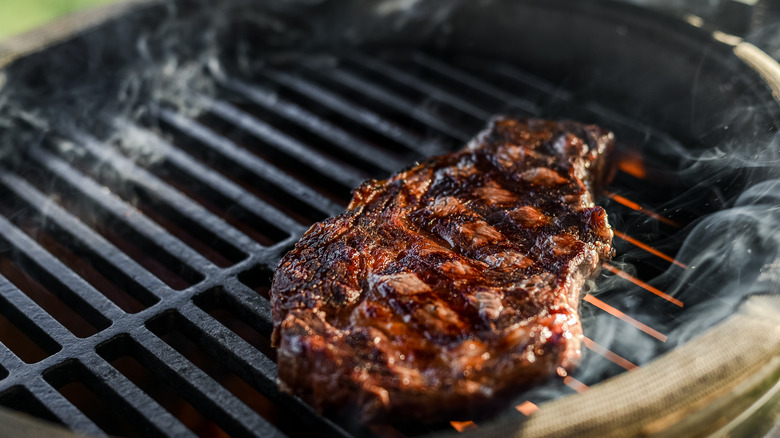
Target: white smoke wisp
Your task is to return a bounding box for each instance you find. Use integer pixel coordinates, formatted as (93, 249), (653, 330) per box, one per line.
(662, 179), (780, 342)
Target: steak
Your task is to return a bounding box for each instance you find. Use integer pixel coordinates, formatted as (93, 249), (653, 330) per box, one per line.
(270, 117), (615, 422)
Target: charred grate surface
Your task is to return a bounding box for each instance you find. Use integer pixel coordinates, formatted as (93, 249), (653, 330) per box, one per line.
(0, 50), (729, 437)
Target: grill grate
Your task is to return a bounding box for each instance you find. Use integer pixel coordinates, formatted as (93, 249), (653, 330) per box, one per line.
(0, 50), (722, 437)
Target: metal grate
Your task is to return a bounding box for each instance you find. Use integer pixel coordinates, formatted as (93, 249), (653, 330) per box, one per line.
(0, 50), (724, 437)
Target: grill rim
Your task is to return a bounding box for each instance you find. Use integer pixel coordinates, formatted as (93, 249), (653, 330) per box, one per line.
(0, 0), (161, 70)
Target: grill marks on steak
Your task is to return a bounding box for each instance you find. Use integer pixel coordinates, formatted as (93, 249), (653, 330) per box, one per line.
(270, 117), (615, 422)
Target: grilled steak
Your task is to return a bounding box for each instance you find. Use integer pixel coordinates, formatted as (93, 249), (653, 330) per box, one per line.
(270, 117), (615, 422)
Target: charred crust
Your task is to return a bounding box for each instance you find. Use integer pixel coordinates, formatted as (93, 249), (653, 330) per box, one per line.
(270, 117), (615, 423)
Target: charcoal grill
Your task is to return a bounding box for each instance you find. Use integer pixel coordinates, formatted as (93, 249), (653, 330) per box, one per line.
(0, 0), (779, 437)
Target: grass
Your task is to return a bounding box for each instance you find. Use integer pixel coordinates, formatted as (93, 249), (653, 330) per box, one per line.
(0, 0), (119, 41)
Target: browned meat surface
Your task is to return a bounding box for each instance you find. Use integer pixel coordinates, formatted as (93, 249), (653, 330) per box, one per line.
(270, 117), (615, 423)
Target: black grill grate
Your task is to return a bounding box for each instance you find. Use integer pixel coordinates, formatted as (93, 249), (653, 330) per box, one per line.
(0, 50), (720, 437)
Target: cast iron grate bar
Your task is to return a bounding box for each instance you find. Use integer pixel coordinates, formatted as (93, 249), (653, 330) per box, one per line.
(71, 130), (260, 256)
(346, 53), (493, 120)
(0, 200), (121, 322)
(155, 106), (345, 217)
(199, 96), (369, 188)
(0, 278), (74, 347)
(408, 51), (542, 115)
(22, 376), (104, 436)
(178, 300), (353, 438)
(221, 78), (408, 172)
(113, 118), (306, 238)
(0, 170), (170, 306)
(44, 355), (188, 437)
(83, 353), (196, 438)
(27, 145), (211, 286)
(258, 67), (447, 156)
(0, 292), (61, 365)
(296, 62), (472, 144)
(449, 56), (576, 102)
(0, 343), (22, 371)
(179, 301), (276, 383)
(127, 328), (285, 438)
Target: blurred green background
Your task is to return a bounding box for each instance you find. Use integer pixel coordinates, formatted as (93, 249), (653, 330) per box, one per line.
(0, 0), (118, 41)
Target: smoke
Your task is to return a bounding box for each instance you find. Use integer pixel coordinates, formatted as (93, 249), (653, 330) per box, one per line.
(0, 0), (246, 164)
(665, 179), (780, 335)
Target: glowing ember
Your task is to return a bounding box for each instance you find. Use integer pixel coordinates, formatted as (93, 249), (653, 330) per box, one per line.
(450, 420), (478, 432)
(582, 336), (638, 370)
(605, 191), (681, 228)
(515, 401), (539, 416)
(617, 150), (647, 179)
(563, 376), (589, 393)
(613, 230), (688, 269)
(583, 294), (668, 342)
(602, 263), (684, 307)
